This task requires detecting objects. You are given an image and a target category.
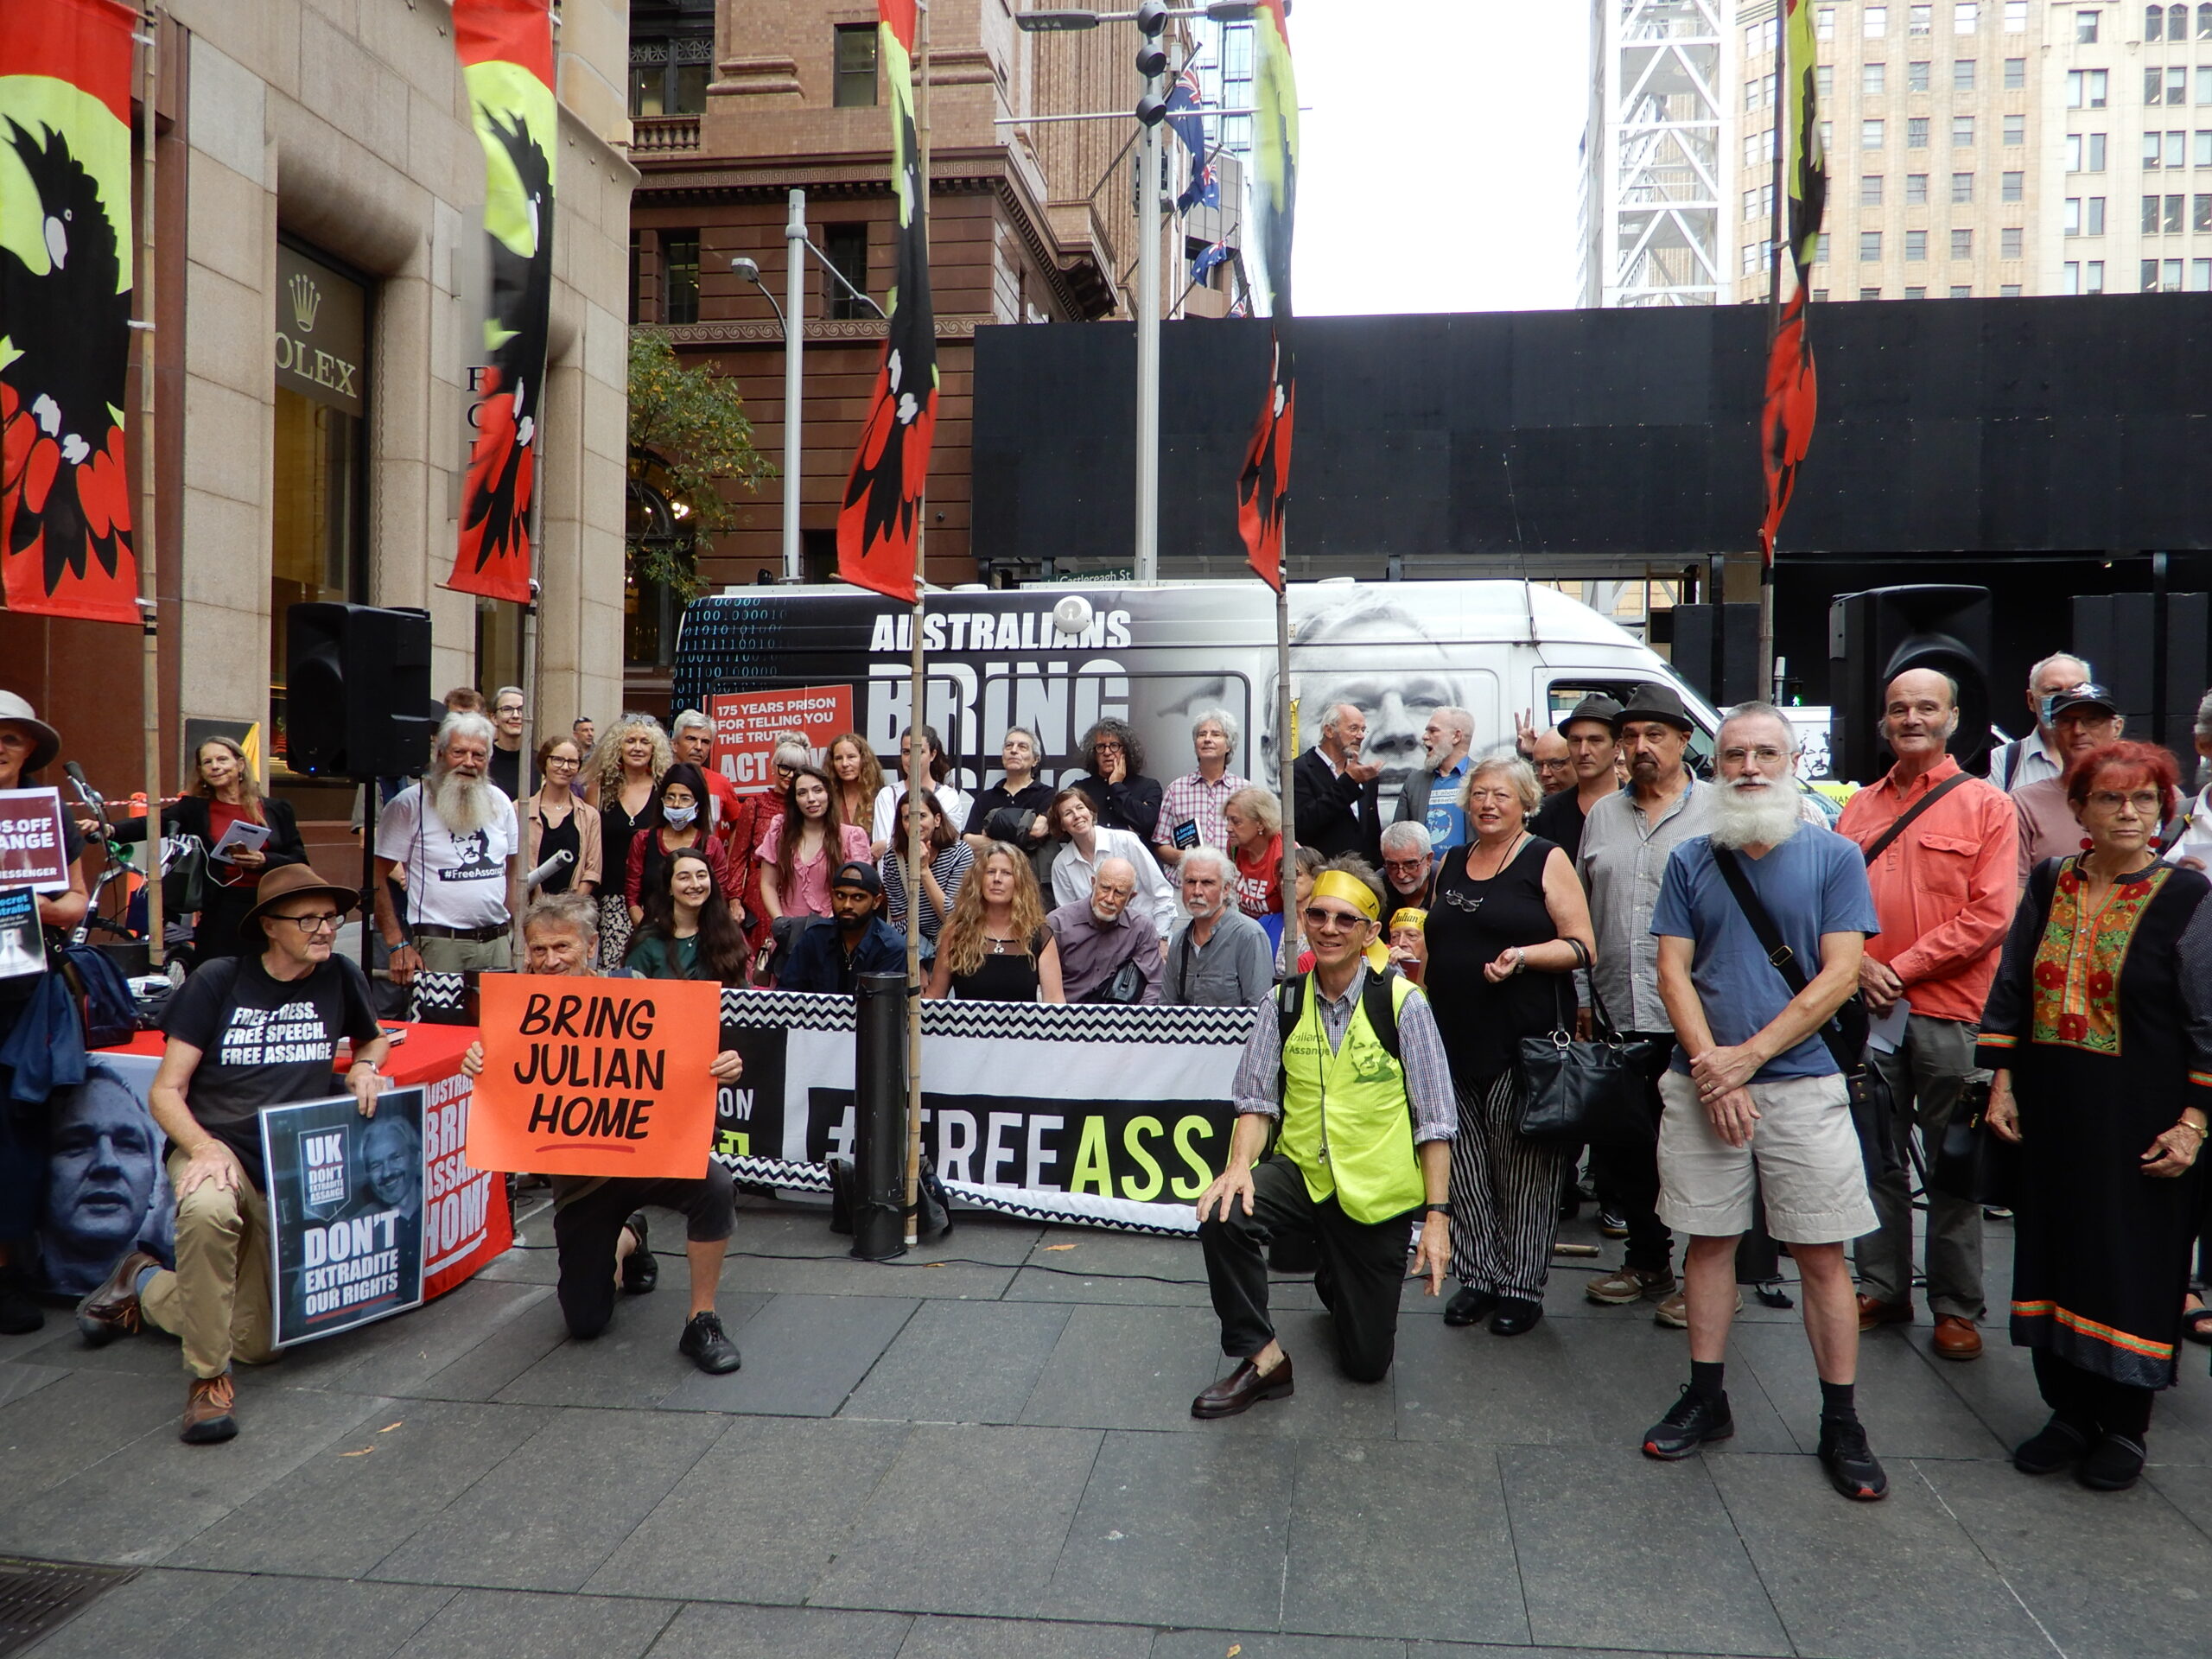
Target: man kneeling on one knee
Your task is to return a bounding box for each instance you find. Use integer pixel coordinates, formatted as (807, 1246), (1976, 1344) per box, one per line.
(459, 894), (743, 1375)
(1191, 856), (1454, 1417)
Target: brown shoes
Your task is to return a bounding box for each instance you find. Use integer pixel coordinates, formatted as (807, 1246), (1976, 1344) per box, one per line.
(75, 1248), (158, 1347)
(1931, 1315), (1983, 1360)
(1856, 1295), (1912, 1332)
(1191, 1352), (1295, 1419)
(181, 1370), (238, 1445)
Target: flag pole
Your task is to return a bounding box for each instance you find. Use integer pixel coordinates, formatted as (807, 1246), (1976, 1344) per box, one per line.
(902, 0), (932, 1249)
(1759, 15), (1789, 688)
(1273, 571), (1298, 972)
(137, 8), (165, 968)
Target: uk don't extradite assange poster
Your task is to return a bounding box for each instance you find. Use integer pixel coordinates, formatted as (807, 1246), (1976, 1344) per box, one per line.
(261, 1086), (429, 1346)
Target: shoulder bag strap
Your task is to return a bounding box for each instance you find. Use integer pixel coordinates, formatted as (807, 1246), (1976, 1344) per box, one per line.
(1859, 770), (1974, 867)
(1709, 844), (1858, 1076)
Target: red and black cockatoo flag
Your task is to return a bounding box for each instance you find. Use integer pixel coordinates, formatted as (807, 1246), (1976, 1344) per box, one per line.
(1759, 0), (1828, 564)
(1236, 0), (1299, 594)
(0, 0), (143, 625)
(445, 0), (556, 604)
(836, 0), (938, 606)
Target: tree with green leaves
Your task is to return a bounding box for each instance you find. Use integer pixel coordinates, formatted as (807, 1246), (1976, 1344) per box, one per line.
(626, 330), (773, 601)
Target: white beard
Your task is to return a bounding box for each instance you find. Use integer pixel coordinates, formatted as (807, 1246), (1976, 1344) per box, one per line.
(429, 770), (498, 837)
(1710, 779), (1805, 850)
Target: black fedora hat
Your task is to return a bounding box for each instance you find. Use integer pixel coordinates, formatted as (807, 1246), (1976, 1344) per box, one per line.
(1613, 683), (1697, 734)
(1560, 693), (1624, 734)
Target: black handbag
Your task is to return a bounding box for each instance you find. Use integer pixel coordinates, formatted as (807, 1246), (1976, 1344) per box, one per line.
(1929, 1076), (2020, 1208)
(1515, 971), (1661, 1148)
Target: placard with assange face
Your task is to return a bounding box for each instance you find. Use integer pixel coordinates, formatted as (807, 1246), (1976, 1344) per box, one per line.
(36, 1059), (174, 1297)
(1262, 588), (1476, 796)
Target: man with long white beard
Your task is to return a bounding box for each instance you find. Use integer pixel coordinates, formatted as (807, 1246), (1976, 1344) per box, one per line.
(374, 711), (522, 981)
(1639, 703), (1886, 1502)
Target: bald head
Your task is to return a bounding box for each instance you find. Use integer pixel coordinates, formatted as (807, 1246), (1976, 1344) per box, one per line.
(1531, 728), (1572, 794)
(1090, 857), (1140, 925)
(1882, 667), (1961, 760)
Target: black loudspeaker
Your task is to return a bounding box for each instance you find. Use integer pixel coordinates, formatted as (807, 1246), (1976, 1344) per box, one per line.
(286, 603), (435, 779)
(1827, 585), (1993, 785)
(2074, 590), (2209, 779)
(1667, 603), (1763, 707)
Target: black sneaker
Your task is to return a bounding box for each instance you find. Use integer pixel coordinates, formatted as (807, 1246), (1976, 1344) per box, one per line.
(2077, 1432), (2146, 1492)
(0, 1266), (43, 1336)
(1642, 1386), (1734, 1459)
(1443, 1286), (1498, 1327)
(1817, 1416), (1889, 1501)
(620, 1212), (657, 1294)
(679, 1310), (741, 1374)
(1597, 1207), (1630, 1240)
(2013, 1414), (2092, 1476)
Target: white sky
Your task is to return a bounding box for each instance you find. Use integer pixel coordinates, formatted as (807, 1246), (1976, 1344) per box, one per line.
(1287, 0), (1592, 315)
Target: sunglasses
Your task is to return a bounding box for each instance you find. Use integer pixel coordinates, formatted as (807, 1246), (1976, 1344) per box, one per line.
(1301, 906), (1368, 933)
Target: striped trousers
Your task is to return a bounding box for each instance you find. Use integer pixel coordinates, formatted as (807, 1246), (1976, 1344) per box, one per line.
(1448, 1070), (1570, 1302)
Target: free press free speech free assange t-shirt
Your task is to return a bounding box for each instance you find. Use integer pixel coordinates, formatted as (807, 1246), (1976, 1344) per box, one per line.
(162, 951), (383, 1186)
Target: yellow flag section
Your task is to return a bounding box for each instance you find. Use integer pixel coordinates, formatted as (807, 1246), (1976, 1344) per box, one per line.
(467, 974), (722, 1181)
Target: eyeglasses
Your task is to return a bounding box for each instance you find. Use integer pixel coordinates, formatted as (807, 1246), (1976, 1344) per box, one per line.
(2086, 790), (2164, 816)
(272, 912), (342, 935)
(545, 755), (580, 770)
(1301, 906), (1368, 933)
(495, 705), (524, 718)
(1092, 741), (1124, 754)
(1382, 857), (1427, 874)
(1718, 747), (1791, 766)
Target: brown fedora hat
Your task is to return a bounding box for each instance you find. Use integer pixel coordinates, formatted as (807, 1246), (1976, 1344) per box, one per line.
(237, 863), (360, 944)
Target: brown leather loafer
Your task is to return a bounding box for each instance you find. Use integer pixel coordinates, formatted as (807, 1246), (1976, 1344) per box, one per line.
(75, 1248), (159, 1347)
(1856, 1294), (1912, 1332)
(1192, 1353), (1295, 1419)
(1931, 1315), (1983, 1360)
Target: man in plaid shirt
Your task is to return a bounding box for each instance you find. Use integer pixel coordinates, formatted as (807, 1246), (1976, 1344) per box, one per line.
(1154, 709), (1249, 871)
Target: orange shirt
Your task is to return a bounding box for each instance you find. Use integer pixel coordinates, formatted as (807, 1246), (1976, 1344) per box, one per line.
(1834, 755), (2018, 1024)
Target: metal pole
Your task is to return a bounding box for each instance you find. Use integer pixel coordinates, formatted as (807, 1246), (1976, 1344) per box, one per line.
(137, 11), (164, 968)
(1274, 579), (1298, 972)
(1759, 36), (1788, 690)
(903, 1), (933, 1249)
(783, 188), (807, 582)
(1135, 113), (1161, 583)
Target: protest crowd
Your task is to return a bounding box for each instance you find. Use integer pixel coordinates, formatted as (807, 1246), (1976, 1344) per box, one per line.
(0, 658), (2208, 1509)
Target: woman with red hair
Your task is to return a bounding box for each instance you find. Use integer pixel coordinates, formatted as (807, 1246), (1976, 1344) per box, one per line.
(1981, 741), (2212, 1492)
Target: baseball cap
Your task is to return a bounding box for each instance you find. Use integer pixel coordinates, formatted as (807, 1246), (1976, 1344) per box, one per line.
(831, 861), (884, 896)
(2047, 684), (2120, 720)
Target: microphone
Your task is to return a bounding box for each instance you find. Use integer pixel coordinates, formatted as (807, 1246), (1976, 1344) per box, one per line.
(524, 848), (575, 891)
(63, 760), (100, 804)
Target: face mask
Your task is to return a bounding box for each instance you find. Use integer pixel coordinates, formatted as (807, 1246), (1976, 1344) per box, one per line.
(664, 804), (698, 829)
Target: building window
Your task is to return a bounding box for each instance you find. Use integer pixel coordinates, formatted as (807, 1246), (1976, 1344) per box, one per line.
(1906, 284), (1929, 296)
(1817, 232), (1833, 261)
(2089, 132), (2108, 168)
(2067, 134), (2083, 170)
(821, 222), (870, 319)
(1744, 130), (1768, 168)
(834, 22), (879, 107)
(1954, 114), (1976, 144)
(2001, 225), (2024, 256)
(2002, 283), (2021, 296)
(2171, 66), (2191, 102)
(629, 35), (711, 118)
(2089, 195), (2107, 232)
(1862, 286), (1885, 297)
(1743, 242), (1764, 276)
(2005, 55), (2026, 88)
(661, 231), (700, 325)
(2166, 190), (2185, 229)
(2149, 67), (2167, 105)
(1953, 169), (1975, 200)
(1955, 1), (1979, 32)
(1862, 174), (1886, 205)
(2065, 259), (2082, 291)
(2201, 2), (2212, 35)
(2004, 0), (2027, 27)
(1817, 64), (1835, 97)
(2068, 69), (2108, 107)
(1867, 6), (1890, 37)
(2148, 1), (2166, 35)
(2079, 9), (2102, 40)
(1951, 283), (1973, 296)
(2142, 258), (2163, 289)
(1865, 118), (1888, 148)
(2201, 130), (2212, 165)
(1952, 227), (1974, 255)
(2196, 191), (2212, 227)
(2200, 66), (2212, 103)
(2087, 258), (2106, 289)
(2003, 112), (2026, 143)
(1861, 230), (1885, 258)
(1908, 227), (1930, 258)
(2146, 132), (2165, 168)
(1910, 116), (1931, 146)
(1819, 6), (1838, 41)
(2003, 168), (2024, 199)
(2065, 195), (2083, 232)
(1908, 171), (1931, 201)
(1865, 62), (1889, 95)
(2169, 129), (2189, 165)
(1815, 288), (1832, 300)
(1954, 58), (1976, 91)
(1910, 2), (1932, 30)
(1910, 59), (1933, 91)
(2192, 257), (2212, 289)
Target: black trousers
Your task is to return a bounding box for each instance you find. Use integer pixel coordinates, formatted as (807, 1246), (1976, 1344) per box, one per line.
(1198, 1155), (1414, 1384)
(1590, 1035), (1677, 1273)
(551, 1165), (735, 1339)
(2032, 1348), (2155, 1439)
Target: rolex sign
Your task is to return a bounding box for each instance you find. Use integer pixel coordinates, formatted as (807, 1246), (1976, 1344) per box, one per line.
(274, 243), (366, 419)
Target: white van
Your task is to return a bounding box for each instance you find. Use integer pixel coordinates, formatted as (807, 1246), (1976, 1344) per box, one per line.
(670, 578), (1721, 808)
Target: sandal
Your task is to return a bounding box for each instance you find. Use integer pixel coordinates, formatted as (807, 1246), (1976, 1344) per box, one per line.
(2183, 1301), (2212, 1346)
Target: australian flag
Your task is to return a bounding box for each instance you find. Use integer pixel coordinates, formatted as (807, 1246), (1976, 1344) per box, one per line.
(1166, 66), (1217, 214)
(1192, 241), (1231, 284)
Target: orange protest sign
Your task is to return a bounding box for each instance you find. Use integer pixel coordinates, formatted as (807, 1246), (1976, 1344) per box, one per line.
(466, 975), (722, 1180)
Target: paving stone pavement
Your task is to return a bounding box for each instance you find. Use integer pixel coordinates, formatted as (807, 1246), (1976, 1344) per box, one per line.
(3, 1194), (2209, 1657)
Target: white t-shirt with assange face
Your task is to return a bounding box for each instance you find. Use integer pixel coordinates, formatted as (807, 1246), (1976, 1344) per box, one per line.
(374, 783), (517, 931)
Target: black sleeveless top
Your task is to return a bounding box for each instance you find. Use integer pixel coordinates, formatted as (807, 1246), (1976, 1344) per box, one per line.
(949, 928), (1049, 1001)
(534, 809), (581, 894)
(1424, 833), (1566, 1086)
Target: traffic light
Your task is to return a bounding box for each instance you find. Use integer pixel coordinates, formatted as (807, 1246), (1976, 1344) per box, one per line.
(1827, 585), (1993, 783)
(286, 603), (436, 779)
(1135, 0), (1169, 124)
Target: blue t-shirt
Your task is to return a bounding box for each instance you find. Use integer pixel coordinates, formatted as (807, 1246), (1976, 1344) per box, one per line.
(1649, 827), (1879, 1081)
(1424, 758), (1471, 851)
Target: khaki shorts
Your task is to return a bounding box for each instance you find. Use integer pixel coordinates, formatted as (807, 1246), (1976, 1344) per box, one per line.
(1656, 1069), (1877, 1245)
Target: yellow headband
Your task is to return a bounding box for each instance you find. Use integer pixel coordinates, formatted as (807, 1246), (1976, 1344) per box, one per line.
(1310, 869), (1381, 923)
(1389, 907), (1427, 933)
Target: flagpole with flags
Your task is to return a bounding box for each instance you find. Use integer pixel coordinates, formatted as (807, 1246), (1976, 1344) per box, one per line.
(903, 0), (931, 1250)
(137, 6), (164, 965)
